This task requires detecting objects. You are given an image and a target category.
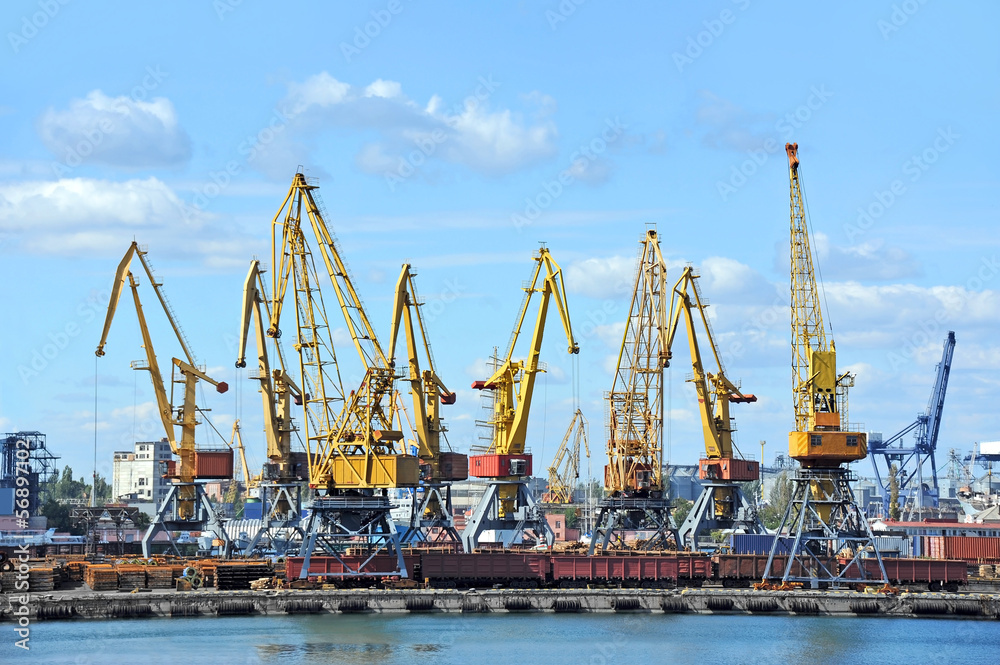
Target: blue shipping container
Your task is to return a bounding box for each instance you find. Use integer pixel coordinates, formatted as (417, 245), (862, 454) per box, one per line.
(0, 487), (14, 515)
(243, 501), (263, 520)
(729, 533), (793, 555)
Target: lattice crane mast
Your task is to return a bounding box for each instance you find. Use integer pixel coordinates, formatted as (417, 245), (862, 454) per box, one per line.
(266, 173), (416, 578)
(95, 241), (231, 557)
(388, 263), (466, 543)
(590, 229), (675, 554)
(544, 409), (590, 504)
(665, 267), (763, 549)
(763, 144), (887, 588)
(463, 246), (578, 551)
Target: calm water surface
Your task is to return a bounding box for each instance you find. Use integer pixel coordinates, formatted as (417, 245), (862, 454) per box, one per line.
(4, 613), (999, 664)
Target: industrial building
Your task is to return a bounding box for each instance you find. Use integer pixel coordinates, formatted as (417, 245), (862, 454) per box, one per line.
(112, 439), (173, 505)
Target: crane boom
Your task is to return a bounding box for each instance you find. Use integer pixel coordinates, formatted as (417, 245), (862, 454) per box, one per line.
(472, 247), (579, 458)
(236, 260), (302, 481)
(786, 143), (866, 466)
(388, 264), (460, 481)
(268, 173), (415, 492)
(95, 242), (228, 523)
(666, 267), (758, 475)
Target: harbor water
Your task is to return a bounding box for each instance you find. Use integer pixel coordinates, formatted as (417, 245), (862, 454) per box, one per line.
(4, 613), (998, 664)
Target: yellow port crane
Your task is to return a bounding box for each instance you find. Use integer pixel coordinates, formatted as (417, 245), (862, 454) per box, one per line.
(464, 246), (579, 551)
(543, 409), (590, 504)
(234, 259), (307, 556)
(763, 143), (887, 588)
(95, 241), (232, 557)
(666, 267), (763, 549)
(591, 229), (675, 554)
(267, 172), (417, 578)
(388, 263), (467, 544)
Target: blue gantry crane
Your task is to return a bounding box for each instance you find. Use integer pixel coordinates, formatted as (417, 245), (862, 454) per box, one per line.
(869, 331), (956, 518)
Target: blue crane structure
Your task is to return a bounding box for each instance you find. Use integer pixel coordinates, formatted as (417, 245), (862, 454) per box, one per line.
(869, 331), (956, 517)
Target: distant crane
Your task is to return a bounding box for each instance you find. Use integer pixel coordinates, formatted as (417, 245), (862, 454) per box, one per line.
(544, 409), (590, 504)
(869, 331), (955, 519)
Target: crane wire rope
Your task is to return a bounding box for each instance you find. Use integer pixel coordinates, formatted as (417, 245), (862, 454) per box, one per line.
(798, 168), (835, 338)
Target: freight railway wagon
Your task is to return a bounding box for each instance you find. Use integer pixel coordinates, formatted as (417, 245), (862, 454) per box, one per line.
(713, 554), (967, 592)
(285, 552), (968, 591)
(288, 552), (712, 588)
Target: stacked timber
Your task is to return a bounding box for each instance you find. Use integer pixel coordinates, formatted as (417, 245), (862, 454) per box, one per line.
(116, 565), (146, 590)
(28, 567), (56, 592)
(216, 562), (272, 590)
(0, 570), (18, 592)
(84, 564), (118, 591)
(146, 566), (174, 589)
(65, 561), (86, 582)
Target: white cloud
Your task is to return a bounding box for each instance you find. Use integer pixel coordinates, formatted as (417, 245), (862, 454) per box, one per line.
(274, 73), (558, 178)
(565, 255), (635, 299)
(812, 234), (922, 281)
(0, 177), (260, 263)
(695, 91), (777, 152)
(38, 91), (191, 168)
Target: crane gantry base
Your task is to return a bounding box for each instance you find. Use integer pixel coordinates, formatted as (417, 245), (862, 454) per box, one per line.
(588, 496), (678, 555)
(462, 480), (554, 552)
(141, 482), (232, 558)
(237, 483), (305, 558)
(296, 494), (407, 579)
(678, 481), (763, 551)
(399, 483), (463, 548)
(765, 468), (888, 589)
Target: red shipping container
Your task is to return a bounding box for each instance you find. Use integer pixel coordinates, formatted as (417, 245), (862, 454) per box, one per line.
(698, 458), (759, 481)
(942, 536), (1000, 564)
(194, 449), (234, 479)
(439, 452), (469, 481)
(468, 454), (532, 478)
(158, 450), (234, 479)
(927, 536), (944, 560)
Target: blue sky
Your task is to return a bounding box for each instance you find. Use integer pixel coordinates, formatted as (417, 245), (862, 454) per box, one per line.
(1, 1), (998, 488)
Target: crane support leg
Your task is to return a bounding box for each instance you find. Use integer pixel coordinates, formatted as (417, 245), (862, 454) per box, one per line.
(462, 480), (554, 552)
(678, 482), (763, 551)
(588, 496), (677, 555)
(141, 482), (231, 558)
(296, 494), (406, 580)
(400, 483), (463, 548)
(237, 483), (305, 558)
(764, 468), (888, 589)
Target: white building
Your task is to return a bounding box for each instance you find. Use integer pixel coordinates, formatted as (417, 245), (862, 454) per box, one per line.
(112, 439), (172, 505)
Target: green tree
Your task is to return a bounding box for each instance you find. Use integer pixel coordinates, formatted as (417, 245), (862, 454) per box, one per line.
(672, 498), (694, 526)
(39, 498), (85, 535)
(132, 511), (151, 530)
(759, 471), (794, 530)
(563, 507), (579, 530)
(888, 463), (901, 521)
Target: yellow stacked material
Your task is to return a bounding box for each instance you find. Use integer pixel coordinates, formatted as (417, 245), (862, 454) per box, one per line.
(84, 564), (118, 591)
